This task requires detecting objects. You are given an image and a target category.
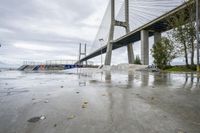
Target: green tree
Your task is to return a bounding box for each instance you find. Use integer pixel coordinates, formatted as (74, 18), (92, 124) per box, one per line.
(151, 37), (177, 69)
(186, 0), (196, 66)
(134, 55), (141, 64)
(168, 0), (196, 67)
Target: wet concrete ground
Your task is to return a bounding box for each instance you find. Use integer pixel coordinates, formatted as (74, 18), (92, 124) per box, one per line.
(0, 69), (200, 133)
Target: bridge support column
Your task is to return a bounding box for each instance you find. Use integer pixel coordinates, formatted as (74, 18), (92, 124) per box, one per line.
(104, 0), (115, 66)
(127, 44), (134, 64)
(141, 30), (149, 65)
(154, 32), (161, 44)
(105, 41), (113, 65)
(125, 0), (134, 64)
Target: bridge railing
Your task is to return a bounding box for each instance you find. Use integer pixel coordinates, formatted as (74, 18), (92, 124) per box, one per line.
(23, 60), (94, 66)
(45, 60), (77, 65)
(23, 61), (43, 65)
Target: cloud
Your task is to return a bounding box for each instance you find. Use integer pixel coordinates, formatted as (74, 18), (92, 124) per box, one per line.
(0, 0), (108, 66)
(0, 0), (185, 67)
(13, 42), (61, 51)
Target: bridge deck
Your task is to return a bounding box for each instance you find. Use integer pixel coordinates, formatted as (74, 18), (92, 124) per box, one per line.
(77, 1), (194, 63)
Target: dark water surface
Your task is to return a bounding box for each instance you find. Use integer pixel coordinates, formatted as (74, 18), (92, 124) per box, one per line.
(0, 69), (200, 133)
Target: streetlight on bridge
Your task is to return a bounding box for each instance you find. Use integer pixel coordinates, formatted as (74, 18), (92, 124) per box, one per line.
(99, 38), (104, 66)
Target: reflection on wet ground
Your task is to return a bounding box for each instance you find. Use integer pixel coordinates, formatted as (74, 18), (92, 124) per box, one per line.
(0, 69), (200, 133)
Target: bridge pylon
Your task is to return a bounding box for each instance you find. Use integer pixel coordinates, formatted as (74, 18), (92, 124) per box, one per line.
(104, 0), (134, 66)
(78, 43), (87, 65)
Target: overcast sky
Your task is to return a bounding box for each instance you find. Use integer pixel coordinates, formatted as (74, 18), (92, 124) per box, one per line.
(0, 0), (186, 67)
(0, 0), (110, 67)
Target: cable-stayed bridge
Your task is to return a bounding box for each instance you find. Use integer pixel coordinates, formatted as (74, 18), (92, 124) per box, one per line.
(77, 0), (197, 65)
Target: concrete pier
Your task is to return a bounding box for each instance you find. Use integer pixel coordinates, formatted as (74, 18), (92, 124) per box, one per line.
(127, 44), (134, 64)
(104, 0), (115, 66)
(125, 0), (134, 64)
(141, 30), (149, 65)
(154, 32), (161, 44)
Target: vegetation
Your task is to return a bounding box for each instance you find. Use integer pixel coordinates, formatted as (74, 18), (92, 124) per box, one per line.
(164, 66), (196, 72)
(167, 0), (196, 68)
(150, 0), (197, 72)
(151, 37), (177, 69)
(134, 55), (141, 65)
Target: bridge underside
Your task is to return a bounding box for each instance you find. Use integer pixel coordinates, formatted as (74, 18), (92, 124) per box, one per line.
(77, 1), (194, 64)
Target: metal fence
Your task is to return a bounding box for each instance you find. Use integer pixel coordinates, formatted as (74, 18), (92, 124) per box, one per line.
(23, 60), (94, 66)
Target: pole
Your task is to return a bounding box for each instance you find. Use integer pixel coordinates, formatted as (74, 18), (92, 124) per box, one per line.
(196, 0), (200, 72)
(99, 38), (104, 66)
(79, 43), (81, 64)
(85, 43), (87, 65)
(101, 43), (102, 66)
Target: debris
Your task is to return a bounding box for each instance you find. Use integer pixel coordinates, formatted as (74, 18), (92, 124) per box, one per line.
(32, 98), (36, 100)
(90, 80), (97, 83)
(83, 101), (88, 104)
(176, 129), (186, 133)
(40, 116), (46, 120)
(82, 104), (86, 108)
(151, 97), (155, 100)
(102, 94), (107, 96)
(67, 115), (75, 120)
(192, 122), (200, 126)
(61, 86), (64, 88)
(44, 100), (49, 103)
(76, 92), (80, 94)
(27, 116), (46, 123)
(28, 117), (41, 123)
(54, 124), (57, 127)
(81, 100), (88, 108)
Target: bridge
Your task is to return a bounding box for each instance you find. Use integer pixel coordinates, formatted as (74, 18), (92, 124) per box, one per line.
(77, 0), (199, 66)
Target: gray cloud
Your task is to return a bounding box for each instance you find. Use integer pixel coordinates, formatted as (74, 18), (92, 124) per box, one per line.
(0, 0), (185, 67)
(0, 0), (108, 67)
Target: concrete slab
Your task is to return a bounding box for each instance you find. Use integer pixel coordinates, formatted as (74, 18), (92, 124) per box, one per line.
(0, 69), (200, 133)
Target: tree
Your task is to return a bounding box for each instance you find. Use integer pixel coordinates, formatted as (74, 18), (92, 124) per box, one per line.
(151, 37), (177, 69)
(168, 0), (196, 67)
(186, 0), (196, 66)
(134, 55), (141, 64)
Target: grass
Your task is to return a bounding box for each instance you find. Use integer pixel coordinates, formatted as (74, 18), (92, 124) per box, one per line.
(164, 66), (196, 72)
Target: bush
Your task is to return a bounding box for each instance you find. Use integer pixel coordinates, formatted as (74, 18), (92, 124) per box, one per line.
(151, 37), (177, 69)
(134, 55), (141, 65)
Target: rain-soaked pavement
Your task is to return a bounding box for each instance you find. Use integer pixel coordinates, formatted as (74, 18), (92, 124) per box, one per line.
(0, 68), (200, 133)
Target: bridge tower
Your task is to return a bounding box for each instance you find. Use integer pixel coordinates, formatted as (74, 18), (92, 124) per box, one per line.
(104, 0), (134, 65)
(78, 43), (87, 65)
